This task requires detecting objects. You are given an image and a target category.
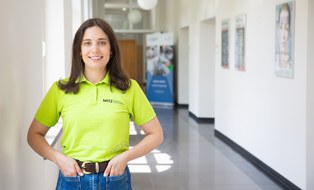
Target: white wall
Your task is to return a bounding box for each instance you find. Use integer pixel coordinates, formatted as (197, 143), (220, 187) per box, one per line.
(0, 2), (26, 189)
(199, 19), (215, 118)
(177, 27), (189, 104)
(188, 21), (201, 115)
(214, 0), (308, 188)
(0, 0), (46, 189)
(0, 0), (77, 189)
(156, 0), (178, 35)
(160, 0), (310, 188)
(306, 0), (314, 189)
(44, 0), (67, 90)
(175, 0), (216, 117)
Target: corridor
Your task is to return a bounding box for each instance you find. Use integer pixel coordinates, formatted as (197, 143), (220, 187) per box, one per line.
(129, 107), (282, 190)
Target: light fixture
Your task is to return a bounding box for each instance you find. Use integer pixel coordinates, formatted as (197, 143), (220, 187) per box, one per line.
(128, 9), (142, 24)
(137, 0), (158, 10)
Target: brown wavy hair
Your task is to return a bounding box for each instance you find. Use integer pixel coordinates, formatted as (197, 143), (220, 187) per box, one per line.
(58, 18), (130, 93)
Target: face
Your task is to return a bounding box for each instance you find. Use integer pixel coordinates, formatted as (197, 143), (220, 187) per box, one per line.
(279, 8), (290, 53)
(164, 47), (174, 60)
(81, 26), (111, 72)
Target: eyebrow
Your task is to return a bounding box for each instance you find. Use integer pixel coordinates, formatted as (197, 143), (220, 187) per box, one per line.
(82, 38), (109, 41)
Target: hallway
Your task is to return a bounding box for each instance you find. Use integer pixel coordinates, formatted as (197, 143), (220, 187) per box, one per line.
(130, 107), (282, 190)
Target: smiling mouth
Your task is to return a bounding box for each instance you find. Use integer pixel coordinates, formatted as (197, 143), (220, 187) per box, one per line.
(89, 56), (103, 60)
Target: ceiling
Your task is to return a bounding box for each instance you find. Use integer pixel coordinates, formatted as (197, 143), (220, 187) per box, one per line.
(102, 0), (156, 32)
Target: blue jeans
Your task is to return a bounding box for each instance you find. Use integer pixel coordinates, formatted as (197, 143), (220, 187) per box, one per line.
(55, 166), (132, 190)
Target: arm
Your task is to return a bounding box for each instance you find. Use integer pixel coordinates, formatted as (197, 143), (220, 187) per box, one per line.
(105, 116), (163, 176)
(27, 119), (83, 176)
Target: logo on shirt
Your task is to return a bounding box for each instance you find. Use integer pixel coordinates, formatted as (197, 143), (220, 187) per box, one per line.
(103, 99), (123, 105)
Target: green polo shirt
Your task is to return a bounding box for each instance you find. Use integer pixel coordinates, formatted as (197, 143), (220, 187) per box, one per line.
(35, 74), (156, 162)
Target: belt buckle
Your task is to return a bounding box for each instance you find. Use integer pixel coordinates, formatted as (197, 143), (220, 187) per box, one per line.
(81, 161), (92, 174)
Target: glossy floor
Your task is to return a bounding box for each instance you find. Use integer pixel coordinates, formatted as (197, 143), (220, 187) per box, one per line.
(129, 107), (283, 190)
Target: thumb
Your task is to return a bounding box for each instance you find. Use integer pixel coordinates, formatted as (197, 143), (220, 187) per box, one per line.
(75, 162), (84, 176)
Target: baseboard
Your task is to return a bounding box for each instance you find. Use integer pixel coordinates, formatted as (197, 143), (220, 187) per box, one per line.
(188, 111), (214, 124)
(175, 103), (188, 108)
(214, 129), (301, 190)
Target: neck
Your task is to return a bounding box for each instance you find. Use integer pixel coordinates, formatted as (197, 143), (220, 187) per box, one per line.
(84, 69), (107, 85)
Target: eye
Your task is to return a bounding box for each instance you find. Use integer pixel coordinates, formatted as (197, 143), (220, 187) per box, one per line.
(99, 41), (107, 45)
(285, 25), (289, 31)
(83, 41), (91, 46)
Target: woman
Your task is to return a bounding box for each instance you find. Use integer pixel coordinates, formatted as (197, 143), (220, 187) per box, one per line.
(27, 18), (163, 190)
(277, 3), (291, 68)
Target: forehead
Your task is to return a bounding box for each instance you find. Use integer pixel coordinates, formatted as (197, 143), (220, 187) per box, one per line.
(83, 26), (109, 39)
(279, 10), (289, 22)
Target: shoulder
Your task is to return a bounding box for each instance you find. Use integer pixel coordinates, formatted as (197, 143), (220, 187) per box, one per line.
(121, 79), (143, 97)
(50, 78), (69, 94)
(54, 78), (70, 87)
(130, 79), (139, 86)
(129, 79), (142, 91)
(57, 77), (70, 85)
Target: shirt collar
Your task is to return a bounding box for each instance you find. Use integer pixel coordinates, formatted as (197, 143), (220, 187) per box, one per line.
(75, 72), (110, 85)
(102, 72), (110, 84)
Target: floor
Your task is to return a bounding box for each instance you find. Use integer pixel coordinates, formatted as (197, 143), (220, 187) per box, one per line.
(129, 107), (283, 190)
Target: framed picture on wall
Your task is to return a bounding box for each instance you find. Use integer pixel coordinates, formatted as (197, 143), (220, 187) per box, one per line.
(275, 1), (295, 78)
(235, 14), (246, 71)
(221, 19), (230, 69)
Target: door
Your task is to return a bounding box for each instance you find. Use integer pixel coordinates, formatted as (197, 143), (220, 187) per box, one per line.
(118, 40), (137, 80)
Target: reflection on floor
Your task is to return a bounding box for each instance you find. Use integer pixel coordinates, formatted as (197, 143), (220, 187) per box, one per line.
(129, 107), (283, 190)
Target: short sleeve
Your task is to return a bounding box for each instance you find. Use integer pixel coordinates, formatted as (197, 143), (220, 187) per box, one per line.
(129, 80), (156, 126)
(34, 82), (61, 127)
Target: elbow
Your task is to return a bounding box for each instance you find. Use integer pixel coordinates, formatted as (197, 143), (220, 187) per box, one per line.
(157, 127), (164, 147)
(27, 129), (33, 147)
(26, 121), (39, 147)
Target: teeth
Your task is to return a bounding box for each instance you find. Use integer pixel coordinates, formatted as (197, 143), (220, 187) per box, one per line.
(90, 56), (102, 60)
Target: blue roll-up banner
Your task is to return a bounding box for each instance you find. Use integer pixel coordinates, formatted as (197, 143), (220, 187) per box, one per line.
(146, 32), (174, 106)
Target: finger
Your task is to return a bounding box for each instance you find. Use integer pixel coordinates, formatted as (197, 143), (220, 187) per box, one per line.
(110, 167), (117, 176)
(74, 162), (84, 176)
(62, 168), (77, 177)
(104, 162), (112, 177)
(119, 167), (126, 175)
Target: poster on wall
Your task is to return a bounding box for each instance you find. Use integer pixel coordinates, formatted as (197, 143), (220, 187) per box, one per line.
(146, 32), (174, 106)
(275, 1), (295, 78)
(235, 14), (246, 71)
(221, 19), (230, 69)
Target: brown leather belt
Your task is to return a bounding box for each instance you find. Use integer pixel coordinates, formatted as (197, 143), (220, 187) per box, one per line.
(76, 160), (109, 174)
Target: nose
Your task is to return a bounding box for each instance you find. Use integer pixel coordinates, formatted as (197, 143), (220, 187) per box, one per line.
(282, 24), (289, 39)
(281, 31), (286, 41)
(91, 43), (99, 52)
